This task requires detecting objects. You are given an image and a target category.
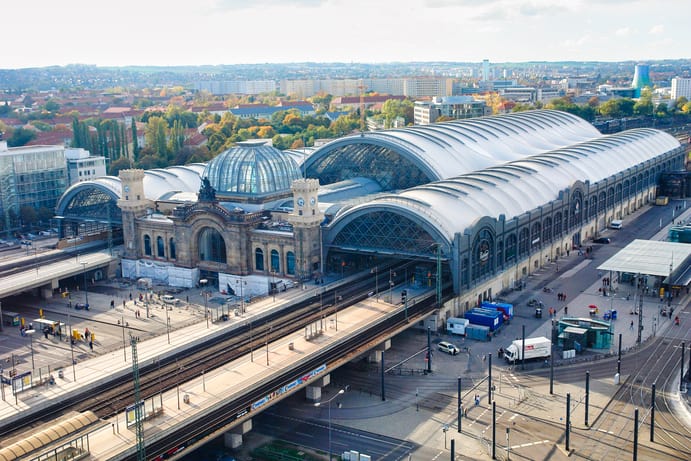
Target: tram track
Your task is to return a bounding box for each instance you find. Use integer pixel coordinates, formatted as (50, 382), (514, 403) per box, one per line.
(567, 318), (691, 460)
(1, 264), (450, 447)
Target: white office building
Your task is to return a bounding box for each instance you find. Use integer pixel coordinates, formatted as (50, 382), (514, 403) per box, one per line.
(65, 148), (107, 185)
(671, 77), (691, 101)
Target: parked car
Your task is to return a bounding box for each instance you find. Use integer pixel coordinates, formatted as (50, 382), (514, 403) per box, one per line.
(162, 295), (182, 305)
(593, 237), (611, 244)
(437, 341), (460, 355)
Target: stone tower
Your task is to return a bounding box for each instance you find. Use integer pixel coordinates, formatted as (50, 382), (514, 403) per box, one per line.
(286, 178), (323, 280)
(117, 169), (153, 259)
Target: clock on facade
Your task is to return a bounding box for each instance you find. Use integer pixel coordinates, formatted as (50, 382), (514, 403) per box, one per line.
(310, 197), (316, 205)
(124, 185), (130, 193)
(297, 197), (305, 207)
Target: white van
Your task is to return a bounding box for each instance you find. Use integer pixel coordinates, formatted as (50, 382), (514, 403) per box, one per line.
(609, 220), (623, 230)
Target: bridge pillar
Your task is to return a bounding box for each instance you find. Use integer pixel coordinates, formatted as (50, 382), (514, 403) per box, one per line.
(368, 339), (391, 363)
(305, 375), (331, 402)
(223, 419), (252, 449)
(40, 279), (60, 299)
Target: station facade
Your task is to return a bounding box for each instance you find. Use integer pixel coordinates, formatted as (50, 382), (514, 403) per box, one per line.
(53, 110), (686, 318)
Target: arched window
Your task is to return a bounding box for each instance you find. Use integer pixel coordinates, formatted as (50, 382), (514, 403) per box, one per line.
(589, 195), (597, 219)
(169, 238), (176, 259)
(623, 180), (630, 199)
(543, 217), (552, 243)
(144, 235), (152, 256)
(270, 249), (280, 272)
(157, 236), (165, 257)
(505, 234), (517, 263)
(518, 227), (530, 257)
(198, 227), (227, 263)
(531, 222), (541, 248)
(255, 248), (264, 271)
(553, 213), (562, 237)
(496, 240), (504, 268)
(471, 228), (494, 282)
(286, 251), (296, 275)
(615, 184), (623, 203)
(571, 191), (583, 227)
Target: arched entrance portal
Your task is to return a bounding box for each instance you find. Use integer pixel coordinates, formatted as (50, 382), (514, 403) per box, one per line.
(198, 227), (227, 264)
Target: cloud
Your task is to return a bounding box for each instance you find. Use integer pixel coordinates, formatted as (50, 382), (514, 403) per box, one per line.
(649, 24), (665, 34)
(213, 0), (324, 9)
(615, 27), (631, 36)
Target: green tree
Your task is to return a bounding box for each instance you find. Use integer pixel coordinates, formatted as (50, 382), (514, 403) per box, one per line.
(145, 116), (168, 157)
(19, 206), (38, 228)
(131, 118), (140, 160)
(674, 97), (688, 113)
(381, 99), (414, 127)
(7, 128), (36, 147)
(109, 156), (132, 176)
(44, 99), (60, 113)
(37, 207), (54, 225)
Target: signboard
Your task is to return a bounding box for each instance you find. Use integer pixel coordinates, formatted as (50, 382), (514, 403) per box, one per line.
(126, 401), (145, 427)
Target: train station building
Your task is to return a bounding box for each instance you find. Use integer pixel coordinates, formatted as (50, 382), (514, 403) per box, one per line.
(53, 110), (686, 319)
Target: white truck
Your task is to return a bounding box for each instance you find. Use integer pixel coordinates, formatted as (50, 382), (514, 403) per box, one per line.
(504, 337), (551, 363)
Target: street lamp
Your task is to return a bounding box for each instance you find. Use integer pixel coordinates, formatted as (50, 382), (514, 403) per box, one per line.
(80, 262), (88, 307)
(25, 329), (35, 370)
(200, 279), (209, 328)
(236, 279), (247, 314)
(371, 266), (379, 301)
(67, 294), (76, 380)
(388, 269), (396, 303)
(314, 388), (345, 461)
(271, 269), (276, 303)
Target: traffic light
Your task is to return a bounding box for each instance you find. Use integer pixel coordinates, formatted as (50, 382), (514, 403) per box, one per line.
(401, 289), (407, 304)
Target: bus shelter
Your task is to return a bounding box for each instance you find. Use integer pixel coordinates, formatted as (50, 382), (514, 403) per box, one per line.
(557, 317), (613, 350)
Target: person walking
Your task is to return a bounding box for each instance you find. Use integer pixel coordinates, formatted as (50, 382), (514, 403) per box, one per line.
(630, 320), (634, 330)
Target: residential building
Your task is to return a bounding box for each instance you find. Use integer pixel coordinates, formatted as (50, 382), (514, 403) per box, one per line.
(193, 80), (277, 95)
(0, 141), (68, 232)
(671, 77), (691, 100)
(414, 96), (489, 125)
(65, 148), (107, 185)
(403, 78), (452, 98)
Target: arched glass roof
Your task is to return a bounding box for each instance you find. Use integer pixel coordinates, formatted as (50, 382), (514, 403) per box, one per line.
(328, 128), (681, 246)
(204, 141), (301, 197)
(305, 110), (602, 191)
(55, 164), (205, 219)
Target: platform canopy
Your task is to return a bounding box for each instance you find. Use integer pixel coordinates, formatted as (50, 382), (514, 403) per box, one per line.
(597, 239), (691, 277)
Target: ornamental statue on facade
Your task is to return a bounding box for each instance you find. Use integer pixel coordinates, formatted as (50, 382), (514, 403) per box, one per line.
(198, 177), (217, 202)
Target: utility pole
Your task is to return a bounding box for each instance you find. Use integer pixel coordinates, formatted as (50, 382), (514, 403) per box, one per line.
(130, 336), (146, 461)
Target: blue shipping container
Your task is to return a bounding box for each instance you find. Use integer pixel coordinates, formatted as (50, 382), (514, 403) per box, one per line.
(465, 309), (502, 331)
(481, 302), (514, 320)
(465, 324), (491, 341)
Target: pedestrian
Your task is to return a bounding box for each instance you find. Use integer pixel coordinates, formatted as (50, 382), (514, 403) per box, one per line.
(123, 300), (126, 308)
(186, 295), (189, 304)
(89, 341), (93, 350)
(110, 299), (115, 309)
(474, 394), (480, 406)
(630, 320), (634, 330)
(129, 292), (132, 301)
(564, 306), (568, 315)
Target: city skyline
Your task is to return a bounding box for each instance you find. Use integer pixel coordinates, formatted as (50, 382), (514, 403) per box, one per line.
(2, 0), (689, 70)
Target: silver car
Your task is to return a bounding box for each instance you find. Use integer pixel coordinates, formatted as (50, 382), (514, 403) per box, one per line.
(437, 341), (460, 355)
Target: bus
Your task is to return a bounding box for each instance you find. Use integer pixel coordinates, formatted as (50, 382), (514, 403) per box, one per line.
(2, 311), (20, 326)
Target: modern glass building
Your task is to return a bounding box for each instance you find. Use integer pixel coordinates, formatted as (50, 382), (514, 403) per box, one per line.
(0, 141), (68, 233)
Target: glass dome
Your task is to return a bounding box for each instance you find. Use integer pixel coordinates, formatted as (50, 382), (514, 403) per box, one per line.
(204, 141), (301, 199)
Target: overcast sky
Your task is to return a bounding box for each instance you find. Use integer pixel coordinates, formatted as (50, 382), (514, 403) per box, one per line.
(2, 0), (688, 69)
